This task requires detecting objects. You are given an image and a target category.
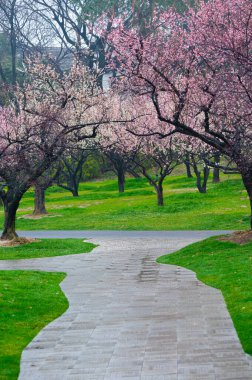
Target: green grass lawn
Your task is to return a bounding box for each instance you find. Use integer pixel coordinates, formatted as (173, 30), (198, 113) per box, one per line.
(0, 239), (96, 378)
(0, 270), (68, 380)
(3, 173), (250, 231)
(0, 239), (96, 260)
(157, 237), (252, 355)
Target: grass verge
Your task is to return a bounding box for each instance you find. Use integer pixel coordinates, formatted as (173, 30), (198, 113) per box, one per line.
(7, 174), (250, 231)
(0, 270), (68, 379)
(0, 239), (96, 260)
(157, 237), (252, 355)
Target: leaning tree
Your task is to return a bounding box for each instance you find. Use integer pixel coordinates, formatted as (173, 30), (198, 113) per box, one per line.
(107, 0), (252, 226)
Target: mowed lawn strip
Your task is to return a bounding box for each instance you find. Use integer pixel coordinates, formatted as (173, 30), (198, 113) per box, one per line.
(0, 270), (68, 380)
(0, 239), (96, 260)
(157, 237), (252, 355)
(3, 174), (250, 231)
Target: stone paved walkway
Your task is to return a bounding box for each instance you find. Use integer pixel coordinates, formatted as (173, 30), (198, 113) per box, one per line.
(0, 232), (251, 379)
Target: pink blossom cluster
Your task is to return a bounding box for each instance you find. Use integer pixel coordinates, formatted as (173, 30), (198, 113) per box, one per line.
(0, 60), (112, 184)
(106, 0), (252, 170)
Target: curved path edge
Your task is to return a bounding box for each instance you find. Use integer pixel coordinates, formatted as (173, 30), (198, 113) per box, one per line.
(0, 231), (251, 380)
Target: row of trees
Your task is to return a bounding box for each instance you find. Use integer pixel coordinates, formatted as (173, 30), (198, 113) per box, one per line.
(30, 131), (223, 216)
(107, 0), (252, 223)
(0, 0), (195, 240)
(0, 0), (250, 239)
(0, 60), (118, 239)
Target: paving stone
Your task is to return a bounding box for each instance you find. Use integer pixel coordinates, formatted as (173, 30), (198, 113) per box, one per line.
(0, 234), (251, 379)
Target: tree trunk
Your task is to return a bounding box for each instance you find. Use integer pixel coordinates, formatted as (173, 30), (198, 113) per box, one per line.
(33, 184), (47, 215)
(213, 152), (221, 183)
(191, 156), (210, 194)
(118, 168), (125, 193)
(156, 182), (164, 206)
(1, 200), (19, 240)
(71, 187), (79, 197)
(196, 166), (210, 193)
(184, 154), (193, 178)
(185, 162), (193, 178)
(68, 176), (80, 197)
(240, 170), (252, 229)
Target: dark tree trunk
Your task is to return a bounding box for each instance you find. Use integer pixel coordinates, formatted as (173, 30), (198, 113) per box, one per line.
(1, 199), (20, 240)
(57, 182), (79, 197)
(71, 187), (79, 197)
(195, 166), (210, 193)
(213, 152), (221, 183)
(191, 156), (210, 194)
(240, 170), (252, 229)
(117, 167), (125, 193)
(57, 178), (80, 197)
(155, 181), (164, 206)
(185, 161), (193, 178)
(33, 184), (47, 215)
(69, 178), (79, 197)
(184, 154), (193, 178)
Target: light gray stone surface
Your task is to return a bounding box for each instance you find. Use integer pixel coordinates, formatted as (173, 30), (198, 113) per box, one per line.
(17, 230), (233, 240)
(0, 232), (251, 379)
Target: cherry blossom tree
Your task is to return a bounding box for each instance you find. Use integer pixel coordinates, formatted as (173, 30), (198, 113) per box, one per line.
(98, 96), (183, 205)
(96, 117), (140, 193)
(101, 149), (133, 193)
(0, 60), (115, 240)
(133, 136), (181, 206)
(107, 0), (252, 226)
